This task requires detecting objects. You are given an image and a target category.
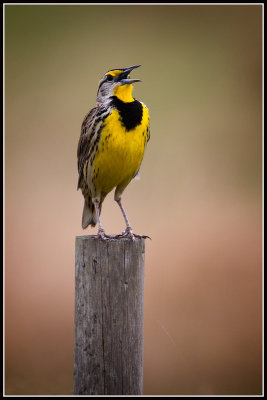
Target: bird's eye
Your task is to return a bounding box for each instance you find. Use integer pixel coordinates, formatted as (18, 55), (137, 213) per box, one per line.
(106, 75), (113, 82)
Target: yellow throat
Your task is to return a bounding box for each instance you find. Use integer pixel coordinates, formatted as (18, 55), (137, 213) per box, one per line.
(113, 84), (134, 102)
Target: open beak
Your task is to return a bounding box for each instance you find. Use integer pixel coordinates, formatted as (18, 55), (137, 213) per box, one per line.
(119, 65), (142, 84)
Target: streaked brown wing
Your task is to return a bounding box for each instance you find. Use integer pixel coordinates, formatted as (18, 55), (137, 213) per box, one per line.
(77, 106), (98, 189)
(77, 104), (110, 190)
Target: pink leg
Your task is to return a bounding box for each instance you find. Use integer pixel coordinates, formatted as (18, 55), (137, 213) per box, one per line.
(115, 198), (150, 241)
(93, 199), (110, 240)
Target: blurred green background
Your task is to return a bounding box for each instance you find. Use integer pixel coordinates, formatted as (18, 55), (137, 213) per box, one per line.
(5, 4), (262, 395)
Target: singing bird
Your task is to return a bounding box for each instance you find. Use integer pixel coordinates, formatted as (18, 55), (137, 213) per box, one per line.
(77, 65), (150, 240)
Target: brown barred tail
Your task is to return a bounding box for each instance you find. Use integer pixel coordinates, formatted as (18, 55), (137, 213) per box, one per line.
(82, 198), (97, 229)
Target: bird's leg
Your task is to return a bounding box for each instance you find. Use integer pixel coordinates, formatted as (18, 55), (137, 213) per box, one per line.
(93, 198), (110, 240)
(115, 197), (150, 240)
(116, 198), (133, 236)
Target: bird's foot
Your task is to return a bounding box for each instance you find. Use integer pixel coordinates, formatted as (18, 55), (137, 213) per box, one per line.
(92, 228), (113, 241)
(115, 227), (151, 241)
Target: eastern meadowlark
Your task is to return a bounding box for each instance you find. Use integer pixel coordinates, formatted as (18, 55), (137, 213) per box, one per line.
(77, 65), (150, 240)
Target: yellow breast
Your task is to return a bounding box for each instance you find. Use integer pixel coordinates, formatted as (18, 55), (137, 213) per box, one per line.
(93, 104), (149, 195)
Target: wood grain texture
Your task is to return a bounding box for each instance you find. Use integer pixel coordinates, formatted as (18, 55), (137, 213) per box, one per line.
(73, 236), (145, 395)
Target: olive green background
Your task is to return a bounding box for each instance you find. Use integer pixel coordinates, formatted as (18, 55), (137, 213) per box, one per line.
(5, 4), (262, 395)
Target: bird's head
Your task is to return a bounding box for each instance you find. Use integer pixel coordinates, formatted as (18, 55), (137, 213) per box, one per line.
(97, 65), (142, 103)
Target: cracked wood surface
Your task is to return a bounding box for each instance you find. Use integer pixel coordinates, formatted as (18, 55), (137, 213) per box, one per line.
(73, 236), (145, 395)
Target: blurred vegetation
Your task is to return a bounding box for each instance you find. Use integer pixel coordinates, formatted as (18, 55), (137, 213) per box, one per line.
(5, 5), (262, 395)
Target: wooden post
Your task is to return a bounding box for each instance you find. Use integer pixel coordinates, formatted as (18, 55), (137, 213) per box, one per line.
(73, 236), (145, 395)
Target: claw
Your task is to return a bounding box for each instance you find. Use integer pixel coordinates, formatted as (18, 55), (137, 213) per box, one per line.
(115, 227), (151, 241)
(92, 228), (113, 241)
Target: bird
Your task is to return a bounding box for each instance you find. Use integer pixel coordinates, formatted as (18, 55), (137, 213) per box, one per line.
(77, 65), (150, 240)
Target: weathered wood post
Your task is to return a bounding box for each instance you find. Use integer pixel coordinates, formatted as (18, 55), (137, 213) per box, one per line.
(73, 236), (145, 395)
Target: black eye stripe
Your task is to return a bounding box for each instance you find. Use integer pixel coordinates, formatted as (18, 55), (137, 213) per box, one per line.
(98, 76), (111, 92)
(97, 74), (118, 94)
